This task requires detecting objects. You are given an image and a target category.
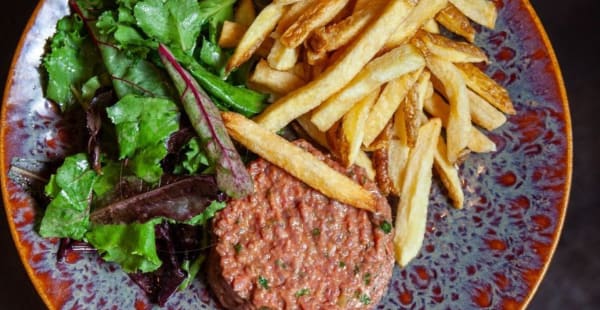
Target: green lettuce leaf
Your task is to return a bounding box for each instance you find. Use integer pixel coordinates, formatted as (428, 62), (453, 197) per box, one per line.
(43, 15), (104, 111)
(185, 200), (226, 225)
(134, 0), (202, 54)
(106, 94), (179, 183)
(72, 0), (176, 99)
(85, 219), (162, 273)
(174, 137), (209, 175)
(39, 154), (97, 239)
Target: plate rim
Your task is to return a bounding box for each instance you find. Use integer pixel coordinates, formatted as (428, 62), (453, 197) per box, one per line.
(0, 0), (573, 309)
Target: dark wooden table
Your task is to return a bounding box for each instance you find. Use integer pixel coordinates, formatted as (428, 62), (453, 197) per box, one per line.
(1, 1), (598, 309)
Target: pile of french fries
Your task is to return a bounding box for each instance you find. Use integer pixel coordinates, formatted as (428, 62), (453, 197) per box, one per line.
(220, 0), (515, 267)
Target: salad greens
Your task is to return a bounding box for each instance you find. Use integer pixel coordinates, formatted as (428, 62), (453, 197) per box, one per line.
(158, 44), (253, 198)
(85, 219), (163, 273)
(106, 94), (180, 183)
(39, 153), (97, 239)
(34, 0), (269, 304)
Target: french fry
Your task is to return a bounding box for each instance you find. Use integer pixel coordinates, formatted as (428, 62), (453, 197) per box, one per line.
(267, 36), (299, 71)
(449, 0), (497, 29)
(424, 93), (497, 153)
(431, 76), (507, 130)
(423, 19), (441, 34)
(280, 0), (350, 48)
(404, 71), (432, 147)
(394, 118), (442, 266)
(426, 55), (470, 163)
(219, 21), (274, 57)
(373, 143), (395, 196)
(296, 115), (376, 180)
(218, 21), (248, 48)
(434, 137), (464, 209)
(249, 60), (305, 95)
(276, 0), (316, 34)
(308, 1), (387, 53)
(305, 48), (328, 66)
(388, 138), (411, 194)
(273, 0), (304, 4)
(384, 0), (449, 50)
(311, 44), (426, 131)
(435, 4), (476, 42)
(339, 88), (380, 167)
(455, 62), (516, 114)
(363, 70), (423, 147)
(234, 0), (256, 27)
(421, 32), (488, 63)
(255, 0), (414, 132)
(222, 112), (377, 211)
(226, 3), (285, 73)
(467, 90), (507, 130)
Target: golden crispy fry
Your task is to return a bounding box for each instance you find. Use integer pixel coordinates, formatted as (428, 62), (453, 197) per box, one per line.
(296, 115), (376, 180)
(308, 1), (387, 53)
(431, 76), (507, 131)
(234, 0), (256, 27)
(276, 0), (315, 33)
(426, 55), (470, 163)
(467, 90), (507, 130)
(273, 0), (304, 4)
(373, 143), (395, 196)
(219, 21), (273, 57)
(384, 0), (449, 50)
(435, 4), (476, 42)
(387, 138), (411, 194)
(218, 21), (248, 48)
(255, 0), (413, 132)
(404, 71), (432, 147)
(249, 60), (306, 95)
(455, 62), (516, 114)
(449, 0), (497, 29)
(363, 70), (423, 147)
(305, 48), (328, 66)
(226, 3), (285, 73)
(424, 93), (497, 153)
(311, 44), (425, 131)
(280, 0), (350, 48)
(222, 112), (377, 211)
(434, 137), (464, 209)
(267, 37), (299, 71)
(394, 118), (442, 266)
(338, 89), (379, 167)
(421, 32), (488, 63)
(423, 19), (441, 34)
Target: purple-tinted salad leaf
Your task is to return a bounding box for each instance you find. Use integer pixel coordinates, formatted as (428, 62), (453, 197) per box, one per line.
(158, 44), (253, 198)
(90, 175), (219, 224)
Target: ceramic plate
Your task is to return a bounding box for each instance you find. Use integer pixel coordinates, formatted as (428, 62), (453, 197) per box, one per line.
(1, 0), (571, 309)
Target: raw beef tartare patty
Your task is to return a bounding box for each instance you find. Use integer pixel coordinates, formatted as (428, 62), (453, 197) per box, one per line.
(209, 140), (395, 309)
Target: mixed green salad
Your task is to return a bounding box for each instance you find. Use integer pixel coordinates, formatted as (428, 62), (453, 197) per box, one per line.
(30, 0), (269, 305)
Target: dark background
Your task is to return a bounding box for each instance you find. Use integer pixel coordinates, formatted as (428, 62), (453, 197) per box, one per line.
(1, 0), (598, 309)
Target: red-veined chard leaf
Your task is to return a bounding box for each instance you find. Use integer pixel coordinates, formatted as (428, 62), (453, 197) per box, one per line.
(158, 44), (253, 198)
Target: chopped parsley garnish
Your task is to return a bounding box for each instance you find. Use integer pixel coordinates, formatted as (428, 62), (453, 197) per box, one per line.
(311, 228), (321, 236)
(295, 288), (310, 297)
(258, 276), (269, 289)
(359, 293), (372, 305)
(380, 220), (392, 234)
(363, 272), (372, 285)
(234, 243), (242, 253)
(276, 259), (287, 268)
(338, 261), (346, 268)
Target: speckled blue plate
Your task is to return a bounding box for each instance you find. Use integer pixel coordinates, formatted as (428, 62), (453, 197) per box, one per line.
(1, 0), (571, 309)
